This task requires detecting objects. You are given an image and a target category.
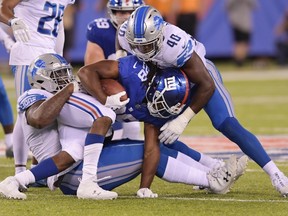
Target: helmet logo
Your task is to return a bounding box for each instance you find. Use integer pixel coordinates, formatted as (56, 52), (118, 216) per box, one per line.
(154, 15), (163, 30)
(31, 59), (46, 78)
(164, 76), (177, 91)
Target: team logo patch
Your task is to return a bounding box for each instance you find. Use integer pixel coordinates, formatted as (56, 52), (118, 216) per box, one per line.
(154, 16), (163, 30)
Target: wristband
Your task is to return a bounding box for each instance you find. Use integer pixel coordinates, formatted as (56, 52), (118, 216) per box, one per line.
(8, 17), (16, 26)
(182, 107), (196, 122)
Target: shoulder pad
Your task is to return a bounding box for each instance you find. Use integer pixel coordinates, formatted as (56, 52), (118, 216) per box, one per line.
(18, 93), (47, 112)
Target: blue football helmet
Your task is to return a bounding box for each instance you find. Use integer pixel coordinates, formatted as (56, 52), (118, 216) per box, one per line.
(125, 5), (164, 61)
(28, 53), (74, 93)
(146, 68), (192, 118)
(107, 0), (144, 27)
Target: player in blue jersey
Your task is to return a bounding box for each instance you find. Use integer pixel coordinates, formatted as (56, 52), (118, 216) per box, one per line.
(77, 55), (250, 198)
(0, 25), (15, 158)
(114, 5), (288, 197)
(0, 54), (239, 199)
(84, 0), (145, 140)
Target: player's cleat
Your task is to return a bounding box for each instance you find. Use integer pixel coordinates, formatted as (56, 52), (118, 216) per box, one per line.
(271, 172), (288, 197)
(77, 176), (118, 200)
(235, 155), (249, 181)
(0, 177), (26, 200)
(207, 155), (237, 194)
(5, 147), (14, 158)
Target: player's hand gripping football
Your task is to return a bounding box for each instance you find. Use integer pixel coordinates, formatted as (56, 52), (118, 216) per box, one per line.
(10, 17), (30, 43)
(137, 188), (158, 198)
(159, 107), (195, 144)
(105, 91), (130, 111)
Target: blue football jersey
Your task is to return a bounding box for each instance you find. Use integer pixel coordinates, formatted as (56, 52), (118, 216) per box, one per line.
(117, 56), (176, 128)
(86, 18), (117, 59)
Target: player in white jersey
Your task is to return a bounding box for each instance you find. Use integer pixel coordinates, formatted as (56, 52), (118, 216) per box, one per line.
(0, 0), (75, 185)
(0, 54), (241, 199)
(0, 53), (118, 200)
(117, 5), (288, 197)
(0, 0), (74, 97)
(84, 0), (144, 140)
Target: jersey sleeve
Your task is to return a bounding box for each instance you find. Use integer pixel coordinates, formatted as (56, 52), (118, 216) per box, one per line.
(17, 89), (53, 112)
(118, 21), (133, 53)
(86, 18), (114, 45)
(161, 24), (196, 67)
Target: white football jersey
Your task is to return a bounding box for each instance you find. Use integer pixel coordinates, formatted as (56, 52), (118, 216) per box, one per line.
(17, 88), (116, 162)
(10, 0), (75, 65)
(118, 22), (207, 69)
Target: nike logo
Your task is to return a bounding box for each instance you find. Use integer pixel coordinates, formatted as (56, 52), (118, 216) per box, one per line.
(133, 62), (137, 69)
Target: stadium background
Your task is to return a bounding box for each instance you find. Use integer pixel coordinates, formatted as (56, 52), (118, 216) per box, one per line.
(1, 0), (288, 63)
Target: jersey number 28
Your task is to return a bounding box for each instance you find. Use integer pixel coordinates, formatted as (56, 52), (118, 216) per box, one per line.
(37, 1), (65, 37)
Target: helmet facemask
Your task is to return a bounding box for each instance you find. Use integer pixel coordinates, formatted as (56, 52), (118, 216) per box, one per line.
(146, 69), (191, 119)
(28, 54), (74, 93)
(125, 5), (164, 62)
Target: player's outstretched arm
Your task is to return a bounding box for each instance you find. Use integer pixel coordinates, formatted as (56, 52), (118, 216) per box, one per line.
(26, 83), (74, 129)
(137, 123), (160, 198)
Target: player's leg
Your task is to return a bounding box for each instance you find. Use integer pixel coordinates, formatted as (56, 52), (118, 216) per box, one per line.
(76, 117), (118, 200)
(0, 76), (14, 157)
(59, 139), (144, 195)
(166, 139), (248, 183)
(11, 65), (31, 98)
(157, 145), (238, 194)
(205, 59), (288, 197)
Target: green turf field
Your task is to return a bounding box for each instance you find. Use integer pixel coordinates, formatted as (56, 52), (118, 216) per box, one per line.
(1, 65), (288, 216)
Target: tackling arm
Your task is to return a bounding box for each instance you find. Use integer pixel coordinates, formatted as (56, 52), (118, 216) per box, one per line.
(26, 83), (74, 129)
(182, 52), (215, 114)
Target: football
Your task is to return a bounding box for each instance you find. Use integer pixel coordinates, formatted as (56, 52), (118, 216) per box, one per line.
(100, 79), (128, 101)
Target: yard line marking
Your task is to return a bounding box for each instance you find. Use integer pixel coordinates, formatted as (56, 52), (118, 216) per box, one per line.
(26, 194), (288, 203)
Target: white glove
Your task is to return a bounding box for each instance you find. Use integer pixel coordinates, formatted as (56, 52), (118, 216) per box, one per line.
(137, 188), (158, 198)
(159, 107), (195, 144)
(10, 18), (30, 43)
(105, 91), (130, 110)
(3, 36), (15, 53)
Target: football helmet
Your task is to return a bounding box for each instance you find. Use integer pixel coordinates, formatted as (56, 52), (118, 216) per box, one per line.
(107, 0), (144, 27)
(28, 53), (74, 93)
(125, 5), (164, 61)
(146, 68), (192, 118)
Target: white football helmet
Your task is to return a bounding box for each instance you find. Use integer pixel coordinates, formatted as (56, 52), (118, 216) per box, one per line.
(125, 5), (164, 61)
(28, 53), (75, 93)
(107, 0), (144, 27)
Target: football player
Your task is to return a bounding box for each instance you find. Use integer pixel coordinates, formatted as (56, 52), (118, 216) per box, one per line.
(0, 0), (76, 186)
(114, 5), (288, 197)
(84, 0), (145, 140)
(78, 55), (250, 198)
(0, 54), (241, 200)
(0, 25), (15, 157)
(0, 53), (119, 200)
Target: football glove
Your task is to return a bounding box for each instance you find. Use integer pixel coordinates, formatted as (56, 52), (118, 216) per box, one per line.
(137, 188), (158, 198)
(159, 107), (195, 144)
(105, 91), (130, 111)
(10, 18), (30, 43)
